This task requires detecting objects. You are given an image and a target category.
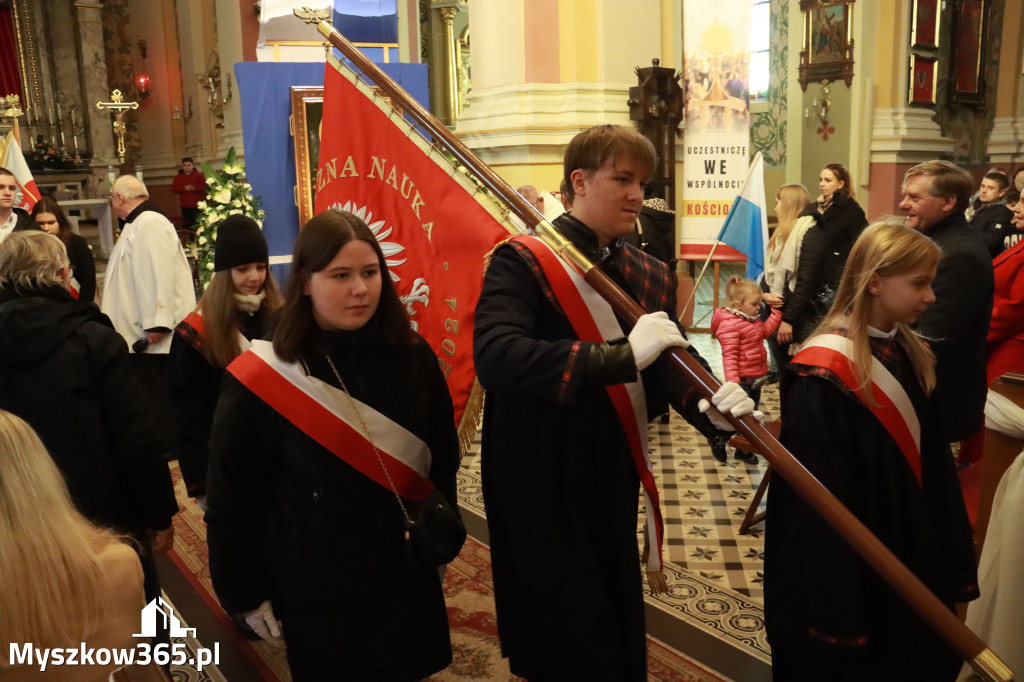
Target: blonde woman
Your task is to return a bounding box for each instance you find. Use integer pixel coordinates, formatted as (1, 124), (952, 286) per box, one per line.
(764, 222), (978, 681)
(762, 184), (826, 364)
(0, 411), (146, 682)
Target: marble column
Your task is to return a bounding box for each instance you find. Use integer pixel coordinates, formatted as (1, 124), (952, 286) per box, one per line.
(75, 2), (118, 177)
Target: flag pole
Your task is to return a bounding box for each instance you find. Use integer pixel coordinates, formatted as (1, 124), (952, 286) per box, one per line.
(312, 20), (1011, 680)
(679, 240), (722, 321)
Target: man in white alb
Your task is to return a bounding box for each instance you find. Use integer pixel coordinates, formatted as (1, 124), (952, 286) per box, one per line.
(103, 175), (196, 446)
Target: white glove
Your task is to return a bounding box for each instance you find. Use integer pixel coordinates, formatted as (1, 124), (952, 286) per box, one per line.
(243, 600), (282, 641)
(698, 382), (764, 431)
(628, 312), (690, 371)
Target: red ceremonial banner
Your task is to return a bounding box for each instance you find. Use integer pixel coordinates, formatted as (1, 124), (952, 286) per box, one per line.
(314, 57), (516, 434)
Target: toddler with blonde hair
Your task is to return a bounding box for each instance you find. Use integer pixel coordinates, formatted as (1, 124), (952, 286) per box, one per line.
(710, 276), (782, 464)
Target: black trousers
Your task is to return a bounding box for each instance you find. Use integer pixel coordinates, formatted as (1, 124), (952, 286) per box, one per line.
(739, 376), (762, 411)
(128, 353), (175, 453)
(181, 207), (201, 230)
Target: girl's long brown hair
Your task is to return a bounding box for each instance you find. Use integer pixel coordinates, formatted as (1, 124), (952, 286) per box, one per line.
(30, 195), (75, 246)
(823, 162), (855, 200)
(197, 266), (282, 368)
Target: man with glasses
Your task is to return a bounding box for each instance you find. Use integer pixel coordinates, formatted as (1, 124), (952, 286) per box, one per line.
(899, 160), (994, 444)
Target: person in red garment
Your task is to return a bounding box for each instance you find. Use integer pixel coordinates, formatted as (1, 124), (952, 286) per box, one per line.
(171, 157), (207, 230)
(958, 237), (1024, 464)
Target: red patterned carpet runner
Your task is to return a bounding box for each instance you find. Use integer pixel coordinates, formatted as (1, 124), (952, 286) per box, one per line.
(168, 464), (725, 681)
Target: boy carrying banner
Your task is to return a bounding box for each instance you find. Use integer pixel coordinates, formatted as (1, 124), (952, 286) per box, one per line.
(473, 125), (754, 681)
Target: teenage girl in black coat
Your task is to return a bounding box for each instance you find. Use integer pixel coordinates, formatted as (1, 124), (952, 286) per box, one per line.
(805, 162), (868, 291)
(30, 195), (96, 303)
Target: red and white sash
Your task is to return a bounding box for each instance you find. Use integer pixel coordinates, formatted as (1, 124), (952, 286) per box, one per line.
(178, 311), (253, 354)
(227, 339), (435, 501)
(512, 235), (667, 575)
(792, 333), (923, 485)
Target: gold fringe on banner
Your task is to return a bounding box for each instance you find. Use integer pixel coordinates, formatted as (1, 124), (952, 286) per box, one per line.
(457, 377), (485, 461)
(641, 528), (670, 595)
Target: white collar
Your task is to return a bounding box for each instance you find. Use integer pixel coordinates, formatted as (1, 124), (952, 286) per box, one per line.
(866, 325), (898, 338)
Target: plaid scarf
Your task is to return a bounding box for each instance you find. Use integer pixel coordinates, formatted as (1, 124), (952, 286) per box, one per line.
(508, 213), (675, 317)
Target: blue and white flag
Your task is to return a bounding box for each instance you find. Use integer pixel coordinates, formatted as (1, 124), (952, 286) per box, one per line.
(715, 152), (768, 281)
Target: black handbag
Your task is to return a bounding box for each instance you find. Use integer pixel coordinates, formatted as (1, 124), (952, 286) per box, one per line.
(405, 489), (467, 567)
(326, 355), (466, 569)
(810, 283), (836, 318)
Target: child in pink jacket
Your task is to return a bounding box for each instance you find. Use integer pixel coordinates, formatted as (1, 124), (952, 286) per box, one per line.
(710, 277), (782, 463)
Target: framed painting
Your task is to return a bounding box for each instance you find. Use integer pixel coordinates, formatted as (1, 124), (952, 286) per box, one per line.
(911, 0), (940, 49)
(950, 0), (987, 105)
(290, 86), (323, 229)
(290, 84), (404, 228)
(798, 0), (855, 90)
(909, 55), (937, 105)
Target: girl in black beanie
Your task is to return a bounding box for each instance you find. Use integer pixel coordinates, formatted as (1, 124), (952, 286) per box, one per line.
(167, 215), (282, 504)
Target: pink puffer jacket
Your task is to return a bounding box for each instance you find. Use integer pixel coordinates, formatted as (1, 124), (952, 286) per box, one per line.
(710, 306), (782, 383)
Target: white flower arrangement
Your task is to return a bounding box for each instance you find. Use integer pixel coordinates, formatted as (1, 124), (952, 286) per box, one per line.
(191, 146), (267, 292)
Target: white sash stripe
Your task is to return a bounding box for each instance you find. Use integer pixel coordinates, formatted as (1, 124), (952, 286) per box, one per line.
(247, 340), (432, 477)
(801, 334), (921, 453)
(534, 241), (663, 571)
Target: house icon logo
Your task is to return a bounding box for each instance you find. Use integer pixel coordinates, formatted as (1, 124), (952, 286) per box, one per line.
(133, 597), (197, 638)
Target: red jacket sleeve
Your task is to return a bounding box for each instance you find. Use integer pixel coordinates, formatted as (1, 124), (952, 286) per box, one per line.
(761, 307), (783, 339)
(717, 318), (742, 384)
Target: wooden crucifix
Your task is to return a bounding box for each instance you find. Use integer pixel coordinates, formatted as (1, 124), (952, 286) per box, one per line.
(96, 89), (139, 164)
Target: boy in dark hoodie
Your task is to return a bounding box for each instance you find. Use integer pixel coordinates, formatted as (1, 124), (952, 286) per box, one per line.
(969, 170), (1015, 258)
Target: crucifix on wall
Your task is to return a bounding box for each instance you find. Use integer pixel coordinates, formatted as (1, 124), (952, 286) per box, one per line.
(96, 89), (139, 164)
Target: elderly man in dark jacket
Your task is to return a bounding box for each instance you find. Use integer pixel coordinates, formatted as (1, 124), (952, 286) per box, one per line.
(0, 232), (178, 640)
(900, 160), (995, 443)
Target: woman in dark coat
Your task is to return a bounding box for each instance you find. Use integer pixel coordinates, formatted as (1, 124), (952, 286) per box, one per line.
(167, 215), (281, 502)
(806, 162), (868, 291)
(206, 210), (459, 682)
(30, 195), (96, 303)
(0, 231), (178, 654)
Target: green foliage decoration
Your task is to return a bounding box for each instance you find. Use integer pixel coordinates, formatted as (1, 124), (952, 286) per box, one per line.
(192, 147), (266, 291)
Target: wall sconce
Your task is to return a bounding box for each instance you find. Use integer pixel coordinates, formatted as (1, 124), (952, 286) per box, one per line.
(134, 37), (153, 100)
(172, 97), (194, 122)
(221, 75), (233, 106)
(804, 79), (831, 124)
(197, 73), (232, 111)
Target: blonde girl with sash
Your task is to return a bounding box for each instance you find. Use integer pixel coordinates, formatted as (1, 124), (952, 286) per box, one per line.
(0, 411), (147, 682)
(167, 215), (281, 504)
(764, 222), (978, 681)
(205, 210), (459, 681)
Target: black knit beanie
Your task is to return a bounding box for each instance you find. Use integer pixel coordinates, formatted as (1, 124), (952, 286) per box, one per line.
(214, 215), (268, 271)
